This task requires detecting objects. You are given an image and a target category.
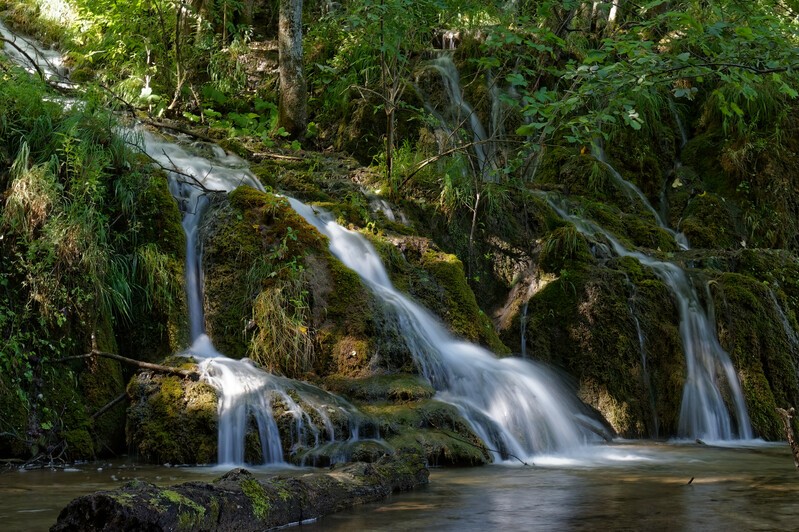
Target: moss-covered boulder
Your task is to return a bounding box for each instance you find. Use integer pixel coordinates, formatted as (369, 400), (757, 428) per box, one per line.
(126, 370), (218, 464)
(711, 272), (799, 439)
(679, 192), (741, 249)
(200, 186), (386, 379)
(375, 235), (509, 354)
(361, 399), (491, 466)
(515, 258), (685, 439)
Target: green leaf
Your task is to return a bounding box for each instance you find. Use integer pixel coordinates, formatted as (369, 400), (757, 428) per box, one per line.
(506, 73), (527, 88)
(780, 84), (799, 99)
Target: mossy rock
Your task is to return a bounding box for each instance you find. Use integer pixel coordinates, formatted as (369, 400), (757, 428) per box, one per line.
(377, 235), (509, 354)
(115, 171), (188, 362)
(202, 187), (326, 360)
(361, 400), (490, 465)
(522, 262), (684, 438)
(682, 129), (730, 196)
(126, 372), (218, 464)
(680, 192), (741, 249)
(712, 272), (799, 439)
(323, 374), (435, 403)
(583, 200), (677, 252)
(539, 224), (594, 273)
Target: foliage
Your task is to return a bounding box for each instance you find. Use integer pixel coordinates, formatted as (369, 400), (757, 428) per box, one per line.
(489, 1), (799, 167)
(0, 69), (180, 457)
(246, 228), (315, 376)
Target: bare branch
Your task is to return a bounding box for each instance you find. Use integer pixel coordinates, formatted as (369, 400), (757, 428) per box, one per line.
(57, 350), (199, 380)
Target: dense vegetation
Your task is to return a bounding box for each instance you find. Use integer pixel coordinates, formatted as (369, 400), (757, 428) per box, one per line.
(2, 0), (799, 464)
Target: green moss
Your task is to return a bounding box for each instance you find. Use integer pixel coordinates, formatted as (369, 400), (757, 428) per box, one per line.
(323, 374), (435, 403)
(387, 429), (488, 466)
(680, 193), (741, 249)
(109, 492), (135, 507)
(712, 272), (797, 439)
(524, 262), (685, 438)
(682, 130), (730, 195)
(126, 373), (218, 464)
(539, 224), (593, 273)
(376, 235), (508, 353)
(361, 400), (490, 465)
(158, 489), (206, 530)
(241, 477), (270, 521)
(583, 200), (676, 252)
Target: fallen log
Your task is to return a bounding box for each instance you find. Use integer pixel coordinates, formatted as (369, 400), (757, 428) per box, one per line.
(776, 406), (799, 470)
(51, 451), (428, 531)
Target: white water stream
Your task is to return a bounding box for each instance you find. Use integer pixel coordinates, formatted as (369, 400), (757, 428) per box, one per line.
(0, 21), (72, 88)
(0, 15), (751, 462)
(134, 130), (369, 465)
(420, 54), (497, 182)
(544, 194), (753, 441)
(592, 142), (689, 250)
(288, 199), (600, 461)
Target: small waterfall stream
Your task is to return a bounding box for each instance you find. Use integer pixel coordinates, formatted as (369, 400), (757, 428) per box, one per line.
(544, 194), (753, 441)
(288, 199), (600, 460)
(592, 142), (689, 250)
(420, 53), (497, 182)
(0, 21), (72, 88)
(135, 130), (367, 465)
(1, 15), (758, 462)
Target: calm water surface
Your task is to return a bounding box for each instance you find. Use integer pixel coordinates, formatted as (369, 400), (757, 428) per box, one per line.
(1, 442), (797, 531)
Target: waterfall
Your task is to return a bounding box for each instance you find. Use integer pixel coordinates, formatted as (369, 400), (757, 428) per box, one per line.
(0, 20), (71, 87)
(592, 142), (689, 250)
(288, 198), (600, 460)
(420, 54), (497, 182)
(544, 194), (752, 441)
(133, 131), (369, 465)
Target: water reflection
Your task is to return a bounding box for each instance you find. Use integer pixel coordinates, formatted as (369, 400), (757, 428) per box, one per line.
(304, 442), (798, 531)
(1, 443), (796, 531)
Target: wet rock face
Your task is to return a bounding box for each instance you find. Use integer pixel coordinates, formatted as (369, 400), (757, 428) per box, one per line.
(51, 452), (429, 532)
(126, 371), (218, 465)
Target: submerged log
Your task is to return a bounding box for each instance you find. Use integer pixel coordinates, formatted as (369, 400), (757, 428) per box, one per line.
(776, 407), (799, 470)
(50, 451), (428, 531)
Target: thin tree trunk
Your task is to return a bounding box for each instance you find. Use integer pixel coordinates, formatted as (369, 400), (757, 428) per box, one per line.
(278, 0), (307, 138)
(386, 107), (395, 186)
(776, 407), (799, 470)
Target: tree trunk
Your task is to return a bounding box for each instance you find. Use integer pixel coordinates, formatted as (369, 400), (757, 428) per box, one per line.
(776, 407), (799, 470)
(278, 0), (307, 138)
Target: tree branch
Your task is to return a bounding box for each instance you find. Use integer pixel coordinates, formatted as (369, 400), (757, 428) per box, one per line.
(57, 350), (199, 380)
(657, 61), (799, 76)
(0, 36), (46, 81)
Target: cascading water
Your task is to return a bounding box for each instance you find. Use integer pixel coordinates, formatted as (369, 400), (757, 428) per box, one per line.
(0, 20), (72, 87)
(592, 142), (689, 250)
(134, 131), (367, 464)
(544, 194), (753, 441)
(288, 198), (601, 460)
(420, 54), (497, 182)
